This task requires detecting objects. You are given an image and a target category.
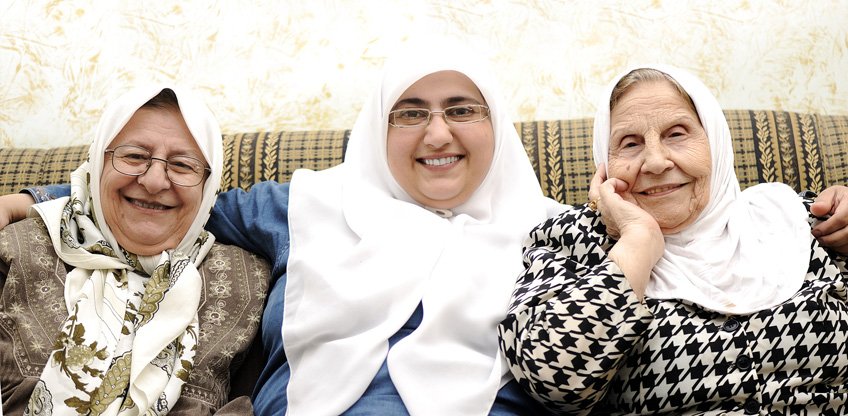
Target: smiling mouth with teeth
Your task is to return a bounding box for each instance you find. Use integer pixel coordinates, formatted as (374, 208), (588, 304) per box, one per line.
(128, 198), (170, 210)
(641, 184), (681, 195)
(421, 156), (461, 167)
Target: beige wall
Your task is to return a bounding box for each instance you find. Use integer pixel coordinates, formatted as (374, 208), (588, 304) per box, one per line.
(1, 0), (846, 148)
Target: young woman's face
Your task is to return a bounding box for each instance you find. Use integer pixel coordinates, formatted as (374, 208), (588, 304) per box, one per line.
(386, 70), (495, 209)
(607, 80), (711, 234)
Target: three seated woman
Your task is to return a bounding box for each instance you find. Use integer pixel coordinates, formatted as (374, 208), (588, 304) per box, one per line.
(2, 61), (848, 415)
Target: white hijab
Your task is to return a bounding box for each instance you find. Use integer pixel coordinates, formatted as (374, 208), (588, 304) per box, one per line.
(30, 85), (223, 415)
(593, 64), (811, 314)
(285, 45), (563, 415)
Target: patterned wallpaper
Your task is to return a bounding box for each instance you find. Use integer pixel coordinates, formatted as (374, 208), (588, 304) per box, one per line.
(1, 0), (846, 148)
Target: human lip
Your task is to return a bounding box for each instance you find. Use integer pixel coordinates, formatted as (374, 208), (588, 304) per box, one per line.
(125, 197), (174, 211)
(638, 183), (684, 196)
(418, 155), (463, 167)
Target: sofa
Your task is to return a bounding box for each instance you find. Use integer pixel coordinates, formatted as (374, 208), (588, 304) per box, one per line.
(1, 110), (847, 202)
(0, 110), (846, 411)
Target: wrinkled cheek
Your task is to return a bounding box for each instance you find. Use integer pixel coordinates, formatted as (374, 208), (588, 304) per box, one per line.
(690, 179), (711, 215)
(607, 155), (636, 179)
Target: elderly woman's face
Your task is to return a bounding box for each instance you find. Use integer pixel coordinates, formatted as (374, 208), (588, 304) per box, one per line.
(607, 80), (711, 234)
(386, 70), (494, 209)
(100, 107), (205, 255)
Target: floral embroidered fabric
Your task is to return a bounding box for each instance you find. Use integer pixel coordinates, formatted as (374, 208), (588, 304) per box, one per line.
(0, 218), (269, 415)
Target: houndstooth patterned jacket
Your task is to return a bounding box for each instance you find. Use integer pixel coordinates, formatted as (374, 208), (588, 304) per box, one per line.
(498, 200), (848, 415)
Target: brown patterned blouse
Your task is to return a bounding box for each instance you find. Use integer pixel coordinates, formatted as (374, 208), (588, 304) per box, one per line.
(498, 201), (848, 415)
(0, 218), (269, 415)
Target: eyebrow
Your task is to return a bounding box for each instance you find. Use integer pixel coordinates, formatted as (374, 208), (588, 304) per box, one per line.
(610, 112), (700, 135)
(117, 140), (203, 158)
(392, 96), (481, 109)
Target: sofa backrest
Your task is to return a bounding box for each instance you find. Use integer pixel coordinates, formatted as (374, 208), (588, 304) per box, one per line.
(1, 110), (846, 205)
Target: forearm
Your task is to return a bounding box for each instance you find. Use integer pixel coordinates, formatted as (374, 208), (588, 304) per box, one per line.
(0, 193), (36, 228)
(502, 260), (651, 414)
(607, 231), (662, 301)
(6, 193), (35, 220)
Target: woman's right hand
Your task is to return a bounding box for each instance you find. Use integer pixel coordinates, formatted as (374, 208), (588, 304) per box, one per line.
(0, 193), (36, 230)
(589, 167), (664, 300)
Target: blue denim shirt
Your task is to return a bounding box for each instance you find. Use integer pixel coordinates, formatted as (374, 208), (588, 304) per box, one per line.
(27, 183), (547, 416)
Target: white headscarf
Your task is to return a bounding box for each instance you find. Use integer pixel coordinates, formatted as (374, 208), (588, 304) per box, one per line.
(30, 85), (223, 415)
(592, 64), (811, 314)
(285, 44), (563, 415)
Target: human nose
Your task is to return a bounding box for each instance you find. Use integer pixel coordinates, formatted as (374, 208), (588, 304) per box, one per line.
(136, 157), (172, 192)
(423, 112), (453, 148)
(640, 132), (674, 174)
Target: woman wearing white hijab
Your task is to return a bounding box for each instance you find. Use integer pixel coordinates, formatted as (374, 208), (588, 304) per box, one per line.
(498, 65), (848, 414)
(0, 86), (267, 415)
(282, 44), (563, 414)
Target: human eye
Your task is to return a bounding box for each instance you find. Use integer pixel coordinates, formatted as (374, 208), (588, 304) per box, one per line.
(445, 105), (477, 121)
(614, 135), (642, 153)
(169, 156), (203, 174)
(621, 138), (640, 148)
(117, 147), (150, 164)
(665, 126), (688, 140)
(395, 109), (428, 121)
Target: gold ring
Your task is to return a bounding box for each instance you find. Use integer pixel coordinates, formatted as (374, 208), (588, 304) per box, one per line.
(587, 198), (599, 211)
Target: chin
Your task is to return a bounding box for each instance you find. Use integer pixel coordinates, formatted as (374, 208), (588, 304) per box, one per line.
(119, 235), (179, 255)
(658, 219), (695, 235)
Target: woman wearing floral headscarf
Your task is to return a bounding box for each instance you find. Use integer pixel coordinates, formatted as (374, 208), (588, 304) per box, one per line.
(0, 86), (267, 415)
(498, 65), (848, 414)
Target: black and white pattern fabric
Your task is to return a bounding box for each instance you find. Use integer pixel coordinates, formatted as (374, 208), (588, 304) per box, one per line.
(498, 201), (848, 415)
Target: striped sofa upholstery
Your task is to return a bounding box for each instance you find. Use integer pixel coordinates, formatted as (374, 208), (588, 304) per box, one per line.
(1, 110), (846, 205)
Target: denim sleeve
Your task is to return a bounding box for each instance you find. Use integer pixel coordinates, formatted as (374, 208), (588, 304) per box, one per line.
(24, 184), (71, 203)
(207, 181), (291, 284)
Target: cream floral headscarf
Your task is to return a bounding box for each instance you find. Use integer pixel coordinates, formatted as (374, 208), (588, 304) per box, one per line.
(27, 85), (223, 415)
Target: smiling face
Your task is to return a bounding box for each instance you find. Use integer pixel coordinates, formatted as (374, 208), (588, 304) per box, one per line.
(607, 79), (711, 234)
(386, 70), (495, 209)
(100, 106), (206, 255)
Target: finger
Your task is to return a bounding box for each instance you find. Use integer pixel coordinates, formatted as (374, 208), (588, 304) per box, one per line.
(812, 200), (848, 237)
(597, 177), (620, 203)
(815, 224), (848, 254)
(810, 200), (833, 218)
(588, 167), (606, 202)
(811, 190), (837, 218)
(608, 177), (630, 194)
(597, 163), (608, 182)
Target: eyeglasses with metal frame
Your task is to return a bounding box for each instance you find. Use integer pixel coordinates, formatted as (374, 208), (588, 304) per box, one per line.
(105, 144), (210, 187)
(388, 104), (490, 128)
